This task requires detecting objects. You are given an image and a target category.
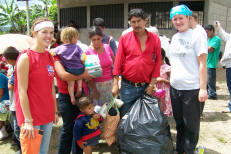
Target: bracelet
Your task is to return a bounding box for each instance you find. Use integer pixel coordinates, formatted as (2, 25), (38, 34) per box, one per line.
(55, 112), (59, 115)
(148, 84), (154, 88)
(25, 119), (33, 123)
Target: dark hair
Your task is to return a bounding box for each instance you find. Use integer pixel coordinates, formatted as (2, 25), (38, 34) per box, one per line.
(161, 48), (170, 65)
(128, 8), (147, 21)
(77, 96), (93, 110)
(93, 17), (105, 27)
(89, 26), (103, 38)
(55, 30), (62, 45)
(3, 46), (19, 60)
(69, 20), (79, 30)
(205, 25), (215, 32)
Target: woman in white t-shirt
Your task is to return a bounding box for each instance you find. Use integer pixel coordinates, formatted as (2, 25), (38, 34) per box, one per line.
(169, 5), (208, 154)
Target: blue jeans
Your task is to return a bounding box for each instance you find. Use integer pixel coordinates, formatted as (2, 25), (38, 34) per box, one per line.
(207, 68), (217, 97)
(226, 68), (231, 111)
(10, 111), (21, 150)
(58, 93), (83, 154)
(34, 122), (53, 154)
(226, 68), (231, 100)
(119, 80), (147, 117)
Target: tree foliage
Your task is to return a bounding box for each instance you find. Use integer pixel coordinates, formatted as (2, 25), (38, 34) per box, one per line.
(0, 0), (20, 32)
(48, 0), (58, 22)
(0, 0), (58, 33)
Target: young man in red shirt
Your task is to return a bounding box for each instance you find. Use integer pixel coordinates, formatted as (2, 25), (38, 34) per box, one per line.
(112, 8), (161, 117)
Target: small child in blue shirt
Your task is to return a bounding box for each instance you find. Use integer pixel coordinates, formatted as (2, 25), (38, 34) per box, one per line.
(0, 71), (9, 140)
(2, 46), (20, 149)
(73, 96), (102, 154)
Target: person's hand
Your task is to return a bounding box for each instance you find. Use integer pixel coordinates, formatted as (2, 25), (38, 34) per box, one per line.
(156, 77), (165, 82)
(22, 122), (34, 139)
(112, 84), (119, 97)
(215, 21), (220, 28)
(92, 89), (100, 99)
(215, 21), (222, 31)
(145, 85), (154, 95)
(82, 68), (95, 81)
(54, 113), (59, 125)
(93, 113), (100, 120)
(198, 89), (208, 102)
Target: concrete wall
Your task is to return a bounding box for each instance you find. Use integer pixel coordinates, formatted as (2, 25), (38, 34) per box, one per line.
(206, 0), (231, 51)
(58, 0), (231, 45)
(78, 28), (174, 45)
(58, 0), (178, 44)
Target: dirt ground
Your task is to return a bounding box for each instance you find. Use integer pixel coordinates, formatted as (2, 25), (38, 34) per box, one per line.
(0, 66), (231, 154)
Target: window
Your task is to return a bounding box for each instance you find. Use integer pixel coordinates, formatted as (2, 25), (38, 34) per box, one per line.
(179, 1), (204, 25)
(129, 2), (173, 29)
(60, 7), (87, 28)
(90, 4), (124, 28)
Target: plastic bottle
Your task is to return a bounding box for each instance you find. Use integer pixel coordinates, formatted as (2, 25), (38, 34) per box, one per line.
(196, 146), (205, 154)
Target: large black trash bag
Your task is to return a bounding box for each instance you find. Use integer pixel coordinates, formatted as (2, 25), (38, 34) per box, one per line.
(116, 94), (174, 154)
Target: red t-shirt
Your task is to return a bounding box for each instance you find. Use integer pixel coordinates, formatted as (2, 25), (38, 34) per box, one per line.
(113, 30), (161, 83)
(54, 55), (78, 94)
(15, 49), (55, 126)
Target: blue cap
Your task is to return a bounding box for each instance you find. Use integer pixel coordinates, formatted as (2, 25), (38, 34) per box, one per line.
(170, 4), (192, 19)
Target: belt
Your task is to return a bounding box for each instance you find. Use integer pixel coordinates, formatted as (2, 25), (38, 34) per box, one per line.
(122, 77), (147, 87)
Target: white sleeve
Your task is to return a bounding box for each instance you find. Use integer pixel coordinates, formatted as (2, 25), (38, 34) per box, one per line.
(193, 33), (208, 56)
(219, 29), (231, 42)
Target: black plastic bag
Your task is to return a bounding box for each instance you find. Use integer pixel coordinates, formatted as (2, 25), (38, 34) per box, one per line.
(116, 94), (174, 154)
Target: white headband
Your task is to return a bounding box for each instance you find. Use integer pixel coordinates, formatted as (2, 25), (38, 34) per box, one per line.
(34, 21), (54, 31)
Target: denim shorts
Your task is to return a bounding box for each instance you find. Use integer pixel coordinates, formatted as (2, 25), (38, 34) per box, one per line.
(65, 67), (85, 75)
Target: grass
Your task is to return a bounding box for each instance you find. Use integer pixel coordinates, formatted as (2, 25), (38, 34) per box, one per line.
(217, 137), (228, 144)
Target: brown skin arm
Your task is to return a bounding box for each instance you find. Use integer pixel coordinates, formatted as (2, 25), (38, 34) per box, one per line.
(112, 75), (119, 97)
(54, 60), (93, 81)
(198, 53), (208, 102)
(208, 46), (214, 52)
(17, 53), (34, 139)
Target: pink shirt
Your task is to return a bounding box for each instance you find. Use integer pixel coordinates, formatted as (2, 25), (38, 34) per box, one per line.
(15, 49), (55, 126)
(86, 44), (113, 82)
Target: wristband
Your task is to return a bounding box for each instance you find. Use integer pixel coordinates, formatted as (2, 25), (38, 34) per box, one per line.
(55, 112), (59, 115)
(25, 119), (33, 123)
(148, 84), (154, 87)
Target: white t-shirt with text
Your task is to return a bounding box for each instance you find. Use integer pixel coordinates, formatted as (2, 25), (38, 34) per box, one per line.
(169, 29), (207, 90)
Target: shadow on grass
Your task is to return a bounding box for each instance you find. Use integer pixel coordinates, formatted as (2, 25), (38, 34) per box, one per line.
(201, 111), (231, 122)
(204, 148), (222, 154)
(49, 125), (62, 154)
(93, 142), (119, 154)
(0, 137), (19, 153)
(217, 94), (230, 101)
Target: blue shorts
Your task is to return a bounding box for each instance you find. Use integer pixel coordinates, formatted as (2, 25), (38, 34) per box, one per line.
(65, 67), (85, 76)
